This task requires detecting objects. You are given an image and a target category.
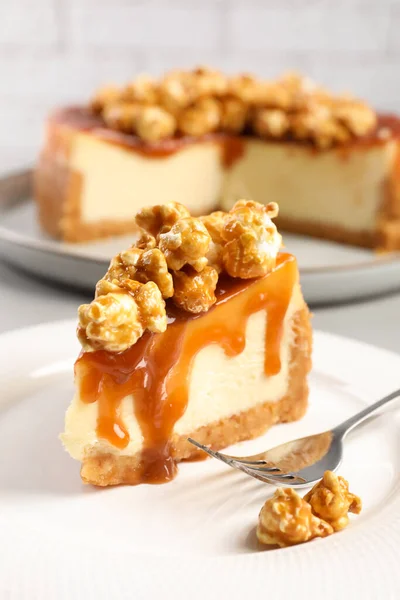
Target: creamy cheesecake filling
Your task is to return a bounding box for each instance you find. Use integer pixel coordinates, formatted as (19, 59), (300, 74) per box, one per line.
(70, 131), (225, 223)
(62, 253), (299, 483)
(221, 139), (398, 233)
(69, 128), (397, 235)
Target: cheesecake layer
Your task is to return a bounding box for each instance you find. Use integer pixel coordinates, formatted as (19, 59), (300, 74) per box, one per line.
(62, 253), (311, 486)
(35, 108), (400, 247)
(221, 137), (399, 240)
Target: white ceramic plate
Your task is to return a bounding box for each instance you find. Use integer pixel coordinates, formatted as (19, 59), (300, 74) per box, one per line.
(1, 171), (400, 304)
(0, 319), (400, 599)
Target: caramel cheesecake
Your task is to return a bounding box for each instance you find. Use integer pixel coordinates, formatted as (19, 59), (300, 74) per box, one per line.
(35, 68), (400, 249)
(61, 199), (312, 486)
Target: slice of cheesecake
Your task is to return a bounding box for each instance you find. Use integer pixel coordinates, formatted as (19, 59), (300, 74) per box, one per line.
(35, 68), (400, 249)
(61, 199), (312, 486)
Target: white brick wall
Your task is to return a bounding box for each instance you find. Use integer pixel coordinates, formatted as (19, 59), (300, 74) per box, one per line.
(1, 0), (400, 173)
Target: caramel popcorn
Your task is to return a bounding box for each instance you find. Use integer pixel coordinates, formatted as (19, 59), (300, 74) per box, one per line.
(136, 231), (157, 250)
(190, 66), (228, 98)
(119, 246), (173, 299)
(103, 101), (141, 134)
(77, 199), (282, 352)
(200, 211), (226, 272)
(228, 74), (264, 104)
(136, 202), (191, 238)
(90, 84), (121, 114)
(252, 108), (290, 138)
(135, 106), (177, 142)
(291, 106), (351, 149)
(222, 200), (282, 278)
(158, 217), (211, 272)
(90, 68), (377, 147)
(178, 98), (221, 137)
(334, 100), (377, 137)
(77, 279), (166, 353)
(172, 266), (218, 313)
(257, 488), (333, 548)
(303, 471), (362, 532)
(200, 211), (225, 245)
(122, 74), (159, 105)
(256, 472), (362, 548)
(159, 71), (197, 114)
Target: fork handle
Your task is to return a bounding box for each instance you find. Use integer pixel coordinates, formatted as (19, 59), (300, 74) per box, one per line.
(334, 387), (400, 439)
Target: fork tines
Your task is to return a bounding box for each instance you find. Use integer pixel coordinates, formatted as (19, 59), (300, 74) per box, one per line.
(187, 438), (305, 485)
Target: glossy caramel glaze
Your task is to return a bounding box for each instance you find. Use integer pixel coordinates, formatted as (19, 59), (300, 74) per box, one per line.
(51, 106), (245, 168)
(76, 253), (297, 484)
(52, 107), (400, 165)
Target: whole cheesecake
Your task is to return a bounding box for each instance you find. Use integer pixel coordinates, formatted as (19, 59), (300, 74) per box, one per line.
(35, 68), (400, 249)
(61, 199), (312, 486)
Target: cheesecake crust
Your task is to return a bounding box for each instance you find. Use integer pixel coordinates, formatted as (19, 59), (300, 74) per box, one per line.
(277, 214), (400, 251)
(80, 305), (312, 486)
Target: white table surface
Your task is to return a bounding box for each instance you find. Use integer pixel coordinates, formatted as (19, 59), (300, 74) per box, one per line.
(0, 257), (399, 354)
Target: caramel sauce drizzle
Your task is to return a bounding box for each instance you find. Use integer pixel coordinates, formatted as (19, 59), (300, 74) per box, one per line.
(76, 253), (297, 484)
(54, 107), (400, 165)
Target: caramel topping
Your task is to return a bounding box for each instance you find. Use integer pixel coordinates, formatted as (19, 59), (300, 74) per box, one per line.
(75, 253), (297, 485)
(88, 68), (377, 148)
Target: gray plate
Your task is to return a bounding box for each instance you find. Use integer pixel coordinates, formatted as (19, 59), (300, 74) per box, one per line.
(1, 169), (400, 304)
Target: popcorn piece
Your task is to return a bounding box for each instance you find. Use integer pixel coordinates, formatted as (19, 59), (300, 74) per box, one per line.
(222, 200), (282, 278)
(103, 101), (142, 133)
(303, 471), (362, 532)
(135, 106), (177, 142)
(191, 66), (228, 98)
(90, 85), (121, 114)
(104, 244), (173, 299)
(252, 108), (290, 138)
(119, 246), (174, 299)
(258, 82), (293, 110)
(228, 74), (263, 104)
(257, 488), (333, 548)
(292, 106), (350, 149)
(135, 202), (191, 238)
(172, 266), (218, 313)
(134, 281), (169, 334)
(334, 101), (377, 137)
(159, 70), (197, 114)
(158, 217), (211, 272)
(78, 278), (167, 353)
(178, 98), (221, 137)
(200, 211), (225, 245)
(122, 74), (159, 105)
(200, 211), (226, 272)
(77, 291), (143, 353)
(136, 232), (157, 249)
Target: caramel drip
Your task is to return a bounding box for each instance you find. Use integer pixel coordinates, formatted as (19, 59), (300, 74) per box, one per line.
(76, 253), (297, 484)
(221, 136), (246, 168)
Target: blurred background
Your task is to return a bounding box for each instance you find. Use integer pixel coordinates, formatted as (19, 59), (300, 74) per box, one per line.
(1, 0), (399, 174)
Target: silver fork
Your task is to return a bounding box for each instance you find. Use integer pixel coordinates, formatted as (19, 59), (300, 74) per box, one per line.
(188, 388), (400, 488)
